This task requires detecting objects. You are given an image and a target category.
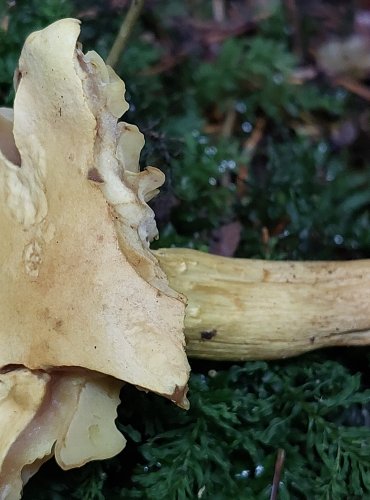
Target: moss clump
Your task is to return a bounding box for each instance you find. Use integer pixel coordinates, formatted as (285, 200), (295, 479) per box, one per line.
(24, 357), (370, 499)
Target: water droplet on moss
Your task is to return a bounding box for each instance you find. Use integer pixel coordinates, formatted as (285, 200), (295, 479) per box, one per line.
(242, 121), (252, 133)
(255, 464), (264, 477)
(235, 469), (250, 479)
(273, 73), (283, 84)
(334, 234), (344, 245)
(235, 101), (247, 113)
(335, 88), (347, 100)
(205, 146), (217, 156)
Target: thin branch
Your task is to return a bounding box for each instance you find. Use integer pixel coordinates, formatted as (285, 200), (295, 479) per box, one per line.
(334, 76), (370, 102)
(212, 0), (226, 23)
(106, 0), (145, 68)
(270, 449), (286, 500)
(221, 106), (237, 138)
(283, 0), (303, 60)
(243, 117), (266, 153)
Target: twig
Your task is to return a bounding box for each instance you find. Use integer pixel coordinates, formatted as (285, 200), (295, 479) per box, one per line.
(244, 117), (266, 153)
(106, 0), (145, 68)
(333, 76), (370, 102)
(289, 66), (317, 84)
(221, 106), (237, 138)
(270, 449), (286, 500)
(283, 0), (303, 60)
(212, 0), (226, 23)
(236, 117), (266, 198)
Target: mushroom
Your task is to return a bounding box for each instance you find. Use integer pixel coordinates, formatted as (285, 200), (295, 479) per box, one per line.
(2, 16), (370, 499)
(0, 18), (189, 498)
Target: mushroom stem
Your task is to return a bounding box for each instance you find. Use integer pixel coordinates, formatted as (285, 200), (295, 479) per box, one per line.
(155, 248), (370, 360)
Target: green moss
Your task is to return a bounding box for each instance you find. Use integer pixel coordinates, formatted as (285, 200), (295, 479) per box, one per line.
(24, 357), (370, 499)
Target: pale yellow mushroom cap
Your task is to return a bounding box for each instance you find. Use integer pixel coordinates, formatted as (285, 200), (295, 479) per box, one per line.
(0, 18), (190, 404)
(0, 17), (191, 498)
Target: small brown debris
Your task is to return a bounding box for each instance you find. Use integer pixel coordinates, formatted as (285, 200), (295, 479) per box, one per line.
(87, 167), (104, 183)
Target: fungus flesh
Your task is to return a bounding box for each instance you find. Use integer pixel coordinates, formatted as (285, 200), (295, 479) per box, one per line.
(0, 18), (190, 498)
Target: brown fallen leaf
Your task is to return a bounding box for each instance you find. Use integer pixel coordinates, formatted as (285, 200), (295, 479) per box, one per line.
(210, 220), (242, 257)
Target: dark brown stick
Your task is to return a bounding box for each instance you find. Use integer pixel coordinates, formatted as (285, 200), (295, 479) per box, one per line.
(270, 449), (286, 500)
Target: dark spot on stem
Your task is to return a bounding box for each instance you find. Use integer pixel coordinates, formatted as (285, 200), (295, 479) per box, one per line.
(201, 329), (217, 340)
